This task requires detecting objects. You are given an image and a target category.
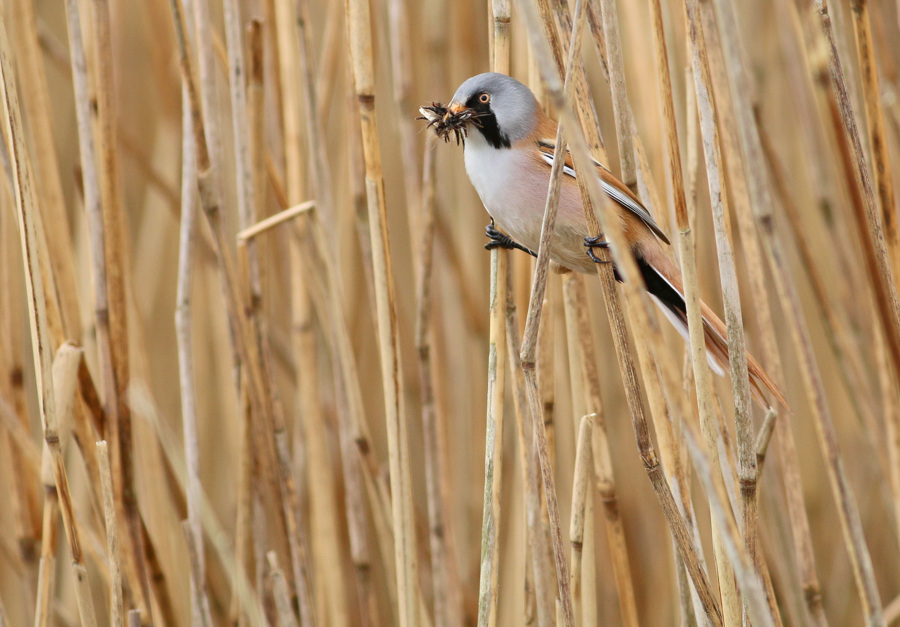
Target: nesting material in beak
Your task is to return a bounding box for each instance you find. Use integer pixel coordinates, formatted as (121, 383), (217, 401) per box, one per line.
(418, 101), (476, 145)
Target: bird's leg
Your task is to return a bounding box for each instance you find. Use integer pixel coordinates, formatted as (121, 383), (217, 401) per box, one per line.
(485, 221), (537, 257)
(584, 235), (612, 264)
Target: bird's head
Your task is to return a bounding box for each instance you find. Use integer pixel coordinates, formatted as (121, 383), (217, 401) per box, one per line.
(419, 72), (539, 149)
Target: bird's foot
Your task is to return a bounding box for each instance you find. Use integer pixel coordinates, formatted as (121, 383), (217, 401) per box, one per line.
(584, 235), (611, 264)
(485, 223), (537, 257)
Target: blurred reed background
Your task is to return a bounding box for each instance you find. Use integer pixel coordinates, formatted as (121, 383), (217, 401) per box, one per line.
(1, 0), (900, 624)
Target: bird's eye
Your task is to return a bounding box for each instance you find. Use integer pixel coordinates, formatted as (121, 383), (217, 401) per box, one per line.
(479, 93), (491, 104)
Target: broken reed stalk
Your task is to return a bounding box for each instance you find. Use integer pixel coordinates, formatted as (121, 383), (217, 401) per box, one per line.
(267, 553), (300, 627)
(345, 0), (418, 623)
(130, 384), (266, 627)
(97, 441), (124, 627)
(87, 0), (156, 615)
(476, 0), (511, 623)
(680, 419), (774, 627)
(562, 274), (639, 627)
(568, 414), (593, 622)
(0, 21), (100, 625)
(711, 2), (882, 622)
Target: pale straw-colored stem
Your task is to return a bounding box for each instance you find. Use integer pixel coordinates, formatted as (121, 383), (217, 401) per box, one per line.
(683, 4), (761, 624)
(345, 0), (418, 622)
(97, 441), (124, 627)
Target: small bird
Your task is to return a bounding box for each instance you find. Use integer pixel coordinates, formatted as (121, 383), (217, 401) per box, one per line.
(422, 72), (786, 409)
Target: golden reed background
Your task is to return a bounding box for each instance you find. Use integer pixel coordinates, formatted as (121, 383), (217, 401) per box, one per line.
(0, 0), (899, 624)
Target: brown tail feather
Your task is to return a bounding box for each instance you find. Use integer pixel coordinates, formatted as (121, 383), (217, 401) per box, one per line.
(700, 300), (789, 411)
(639, 245), (789, 410)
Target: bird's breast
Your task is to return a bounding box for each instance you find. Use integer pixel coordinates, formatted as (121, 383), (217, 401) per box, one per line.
(463, 137), (594, 272)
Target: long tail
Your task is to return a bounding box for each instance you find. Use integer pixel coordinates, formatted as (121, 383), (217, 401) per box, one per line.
(638, 254), (789, 410)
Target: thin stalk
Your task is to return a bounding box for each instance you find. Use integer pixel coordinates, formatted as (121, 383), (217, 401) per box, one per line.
(683, 4), (762, 624)
(97, 441), (124, 627)
(812, 0), (900, 383)
(568, 414), (594, 626)
(417, 137), (462, 627)
(477, 248), (507, 627)
(345, 0), (418, 623)
(85, 0), (153, 615)
(649, 0), (739, 622)
(516, 0), (723, 621)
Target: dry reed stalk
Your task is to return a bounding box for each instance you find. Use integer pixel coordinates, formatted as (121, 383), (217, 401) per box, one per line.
(711, 5), (883, 619)
(477, 247), (508, 627)
(597, 0), (634, 187)
(51, 345), (100, 627)
(562, 274), (639, 627)
(127, 609), (141, 627)
(236, 201), (315, 240)
(477, 0), (512, 623)
(809, 0), (900, 381)
(708, 5), (833, 622)
(388, 0), (423, 261)
(762, 124), (883, 625)
(345, 0), (419, 623)
(170, 0), (317, 620)
(0, 20), (98, 625)
(129, 384), (267, 627)
(584, 2), (697, 620)
(647, 0), (741, 622)
(680, 420), (775, 627)
(180, 520), (212, 627)
(517, 0), (722, 620)
(82, 0), (154, 615)
(306, 207), (384, 627)
(175, 51), (211, 623)
(267, 553), (300, 627)
(849, 0), (900, 281)
(505, 275), (555, 627)
(416, 136), (462, 627)
(11, 0), (81, 338)
(568, 414), (593, 624)
(0, 184), (39, 602)
(97, 441), (124, 627)
(682, 3), (764, 623)
(290, 1), (354, 621)
(514, 3), (618, 626)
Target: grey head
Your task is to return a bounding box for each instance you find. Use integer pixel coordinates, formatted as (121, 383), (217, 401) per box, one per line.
(449, 73), (538, 148)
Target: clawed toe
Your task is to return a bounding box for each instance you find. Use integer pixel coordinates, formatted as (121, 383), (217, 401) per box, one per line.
(584, 235), (611, 264)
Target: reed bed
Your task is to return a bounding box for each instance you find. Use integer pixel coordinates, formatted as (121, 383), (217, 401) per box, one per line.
(1, 0), (900, 625)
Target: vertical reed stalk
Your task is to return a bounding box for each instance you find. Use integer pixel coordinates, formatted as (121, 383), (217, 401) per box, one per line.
(97, 441), (124, 627)
(711, 2), (883, 621)
(683, 4), (763, 624)
(345, 0), (418, 623)
(648, 0), (740, 622)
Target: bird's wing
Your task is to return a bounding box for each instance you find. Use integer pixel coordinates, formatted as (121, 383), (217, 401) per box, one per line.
(536, 139), (671, 245)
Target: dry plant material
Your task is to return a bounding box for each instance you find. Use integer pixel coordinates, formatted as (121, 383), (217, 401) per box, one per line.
(418, 103), (481, 145)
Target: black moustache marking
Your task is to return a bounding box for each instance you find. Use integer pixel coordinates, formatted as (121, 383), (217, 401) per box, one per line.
(465, 94), (510, 149)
